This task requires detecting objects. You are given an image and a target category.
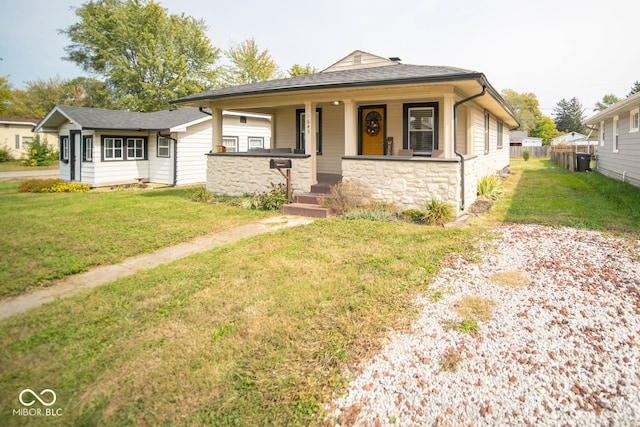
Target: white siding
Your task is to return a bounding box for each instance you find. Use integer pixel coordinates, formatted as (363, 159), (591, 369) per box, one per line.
(223, 115), (271, 152)
(175, 120), (211, 185)
(317, 106), (344, 174)
(597, 109), (640, 186)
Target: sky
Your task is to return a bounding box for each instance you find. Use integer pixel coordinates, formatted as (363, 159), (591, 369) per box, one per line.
(1, 0), (639, 118)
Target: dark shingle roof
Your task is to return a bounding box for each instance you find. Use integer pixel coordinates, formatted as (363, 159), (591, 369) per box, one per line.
(54, 105), (209, 131)
(173, 63), (482, 104)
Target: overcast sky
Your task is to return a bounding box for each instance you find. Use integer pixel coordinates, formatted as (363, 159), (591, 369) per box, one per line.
(1, 0), (638, 118)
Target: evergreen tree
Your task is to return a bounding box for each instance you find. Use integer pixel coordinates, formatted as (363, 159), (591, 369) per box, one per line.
(628, 81), (640, 97)
(553, 97), (586, 134)
(594, 94), (620, 111)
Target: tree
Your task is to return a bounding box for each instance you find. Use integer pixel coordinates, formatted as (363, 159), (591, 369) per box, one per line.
(288, 63), (317, 77)
(501, 89), (542, 132)
(61, 0), (219, 111)
(628, 81), (640, 97)
(594, 94), (620, 111)
(220, 38), (282, 86)
(529, 116), (560, 145)
(0, 75), (11, 115)
(553, 97), (586, 134)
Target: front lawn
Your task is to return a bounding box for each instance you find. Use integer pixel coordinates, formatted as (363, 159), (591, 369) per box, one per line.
(0, 183), (271, 297)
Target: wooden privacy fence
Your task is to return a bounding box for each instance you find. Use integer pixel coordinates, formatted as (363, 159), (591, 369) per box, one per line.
(550, 146), (597, 172)
(510, 146), (549, 158)
(551, 151), (577, 171)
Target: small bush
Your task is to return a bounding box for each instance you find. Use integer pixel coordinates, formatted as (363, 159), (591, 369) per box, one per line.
(241, 183), (288, 211)
(477, 175), (505, 200)
(0, 146), (14, 162)
(522, 149), (531, 162)
(322, 180), (369, 215)
(399, 209), (424, 223)
(342, 209), (393, 221)
(18, 179), (90, 193)
(423, 198), (454, 225)
(190, 186), (214, 203)
(21, 135), (56, 166)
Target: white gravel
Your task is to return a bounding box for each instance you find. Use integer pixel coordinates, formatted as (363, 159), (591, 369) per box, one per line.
(326, 223), (640, 426)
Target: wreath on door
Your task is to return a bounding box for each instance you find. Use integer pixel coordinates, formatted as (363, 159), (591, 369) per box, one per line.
(365, 111), (382, 136)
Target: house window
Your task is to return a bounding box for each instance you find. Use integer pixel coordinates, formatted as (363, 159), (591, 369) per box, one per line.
(484, 110), (490, 154)
(497, 120), (504, 149)
(157, 137), (171, 158)
(630, 108), (639, 133)
(403, 102), (438, 155)
(83, 136), (93, 162)
(127, 138), (145, 159)
(296, 108), (322, 154)
(600, 121), (605, 146)
(104, 137), (124, 160)
(15, 135), (20, 149)
(60, 136), (69, 162)
(613, 115), (619, 152)
(248, 137), (264, 149)
(222, 136), (238, 152)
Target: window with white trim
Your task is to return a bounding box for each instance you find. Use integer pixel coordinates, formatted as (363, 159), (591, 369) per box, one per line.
(484, 110), (490, 154)
(600, 121), (605, 146)
(403, 102), (438, 156)
(83, 136), (93, 162)
(248, 137), (264, 149)
(157, 137), (171, 158)
(222, 136), (238, 152)
(497, 120), (504, 149)
(60, 136), (69, 161)
(613, 115), (619, 152)
(127, 138), (145, 159)
(15, 135), (20, 149)
(630, 108), (639, 133)
(104, 137), (124, 160)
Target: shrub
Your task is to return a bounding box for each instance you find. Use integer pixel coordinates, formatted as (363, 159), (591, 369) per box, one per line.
(522, 149), (531, 162)
(477, 175), (505, 200)
(241, 183), (288, 211)
(399, 209), (424, 223)
(321, 180), (370, 215)
(18, 179), (90, 193)
(190, 186), (214, 203)
(21, 135), (56, 166)
(0, 146), (14, 162)
(423, 198), (454, 225)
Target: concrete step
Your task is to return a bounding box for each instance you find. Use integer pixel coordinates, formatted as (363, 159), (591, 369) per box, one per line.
(310, 182), (334, 194)
(295, 192), (330, 204)
(280, 203), (331, 218)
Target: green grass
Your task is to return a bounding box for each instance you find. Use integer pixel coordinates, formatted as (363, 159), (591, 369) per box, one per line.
(487, 158), (640, 236)
(0, 219), (477, 426)
(0, 183), (271, 297)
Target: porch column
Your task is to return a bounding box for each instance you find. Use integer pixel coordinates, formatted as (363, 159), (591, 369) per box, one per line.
(211, 106), (223, 151)
(305, 101), (317, 183)
(343, 99), (358, 156)
(442, 93), (454, 158)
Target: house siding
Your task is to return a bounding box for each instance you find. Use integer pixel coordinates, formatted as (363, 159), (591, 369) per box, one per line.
(317, 106), (344, 174)
(174, 120), (211, 185)
(597, 111), (640, 186)
(223, 115), (271, 152)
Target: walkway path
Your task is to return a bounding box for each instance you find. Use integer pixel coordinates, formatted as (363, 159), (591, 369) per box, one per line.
(0, 215), (314, 320)
(0, 169), (59, 181)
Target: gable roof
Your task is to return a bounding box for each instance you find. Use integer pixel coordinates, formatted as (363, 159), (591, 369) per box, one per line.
(0, 116), (40, 126)
(34, 105), (211, 133)
(586, 92), (640, 125)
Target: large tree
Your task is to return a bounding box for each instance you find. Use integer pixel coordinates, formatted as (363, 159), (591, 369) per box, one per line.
(594, 94), (620, 112)
(0, 75), (11, 115)
(529, 116), (561, 145)
(553, 97), (586, 134)
(288, 63), (317, 77)
(501, 89), (542, 132)
(61, 0), (219, 112)
(220, 38), (282, 86)
(628, 81), (640, 97)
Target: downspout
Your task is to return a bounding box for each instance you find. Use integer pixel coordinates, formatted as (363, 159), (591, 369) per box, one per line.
(158, 132), (178, 186)
(454, 84), (486, 211)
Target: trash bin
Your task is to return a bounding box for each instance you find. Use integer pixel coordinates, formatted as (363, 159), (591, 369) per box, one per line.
(576, 152), (591, 172)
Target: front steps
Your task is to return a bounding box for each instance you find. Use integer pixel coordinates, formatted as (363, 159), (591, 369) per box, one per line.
(280, 180), (337, 218)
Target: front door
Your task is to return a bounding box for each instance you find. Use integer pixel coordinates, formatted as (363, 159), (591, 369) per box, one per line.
(360, 106), (386, 155)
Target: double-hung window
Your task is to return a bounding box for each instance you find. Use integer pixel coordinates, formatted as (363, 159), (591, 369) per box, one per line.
(600, 121), (605, 146)
(613, 116), (619, 152)
(630, 108), (639, 133)
(104, 137), (124, 160)
(248, 137), (264, 149)
(127, 138), (145, 159)
(157, 137), (171, 158)
(102, 136), (147, 160)
(403, 102), (438, 155)
(296, 108), (322, 154)
(484, 111), (490, 154)
(83, 136), (93, 162)
(60, 136), (70, 162)
(497, 120), (504, 149)
(222, 136), (238, 152)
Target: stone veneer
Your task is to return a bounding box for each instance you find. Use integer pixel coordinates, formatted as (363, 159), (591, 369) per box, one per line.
(341, 157), (461, 213)
(206, 153), (313, 196)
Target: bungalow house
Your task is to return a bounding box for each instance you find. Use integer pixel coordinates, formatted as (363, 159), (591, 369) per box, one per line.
(34, 106), (271, 187)
(171, 50), (519, 214)
(0, 116), (56, 158)
(585, 92), (640, 187)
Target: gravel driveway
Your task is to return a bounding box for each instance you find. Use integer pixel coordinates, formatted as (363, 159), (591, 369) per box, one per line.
(326, 223), (640, 426)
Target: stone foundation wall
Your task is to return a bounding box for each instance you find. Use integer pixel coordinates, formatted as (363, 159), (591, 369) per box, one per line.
(341, 158), (461, 213)
(206, 154), (312, 196)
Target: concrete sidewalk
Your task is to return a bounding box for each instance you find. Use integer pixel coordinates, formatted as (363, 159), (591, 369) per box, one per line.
(0, 169), (59, 181)
(0, 215), (314, 320)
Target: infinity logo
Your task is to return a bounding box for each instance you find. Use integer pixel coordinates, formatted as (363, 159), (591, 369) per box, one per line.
(19, 389), (57, 407)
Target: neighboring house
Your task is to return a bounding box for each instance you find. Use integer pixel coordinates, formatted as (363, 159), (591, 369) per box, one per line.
(0, 116), (56, 158)
(33, 106), (271, 187)
(171, 50), (519, 214)
(585, 92), (640, 187)
(550, 132), (589, 145)
(509, 130), (542, 147)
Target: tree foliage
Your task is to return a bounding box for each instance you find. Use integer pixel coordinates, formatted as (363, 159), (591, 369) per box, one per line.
(501, 89), (542, 132)
(288, 63), (317, 77)
(0, 75), (11, 115)
(594, 94), (620, 112)
(628, 81), (640, 97)
(528, 116), (560, 145)
(553, 97), (586, 134)
(220, 38), (282, 86)
(61, 0), (219, 111)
